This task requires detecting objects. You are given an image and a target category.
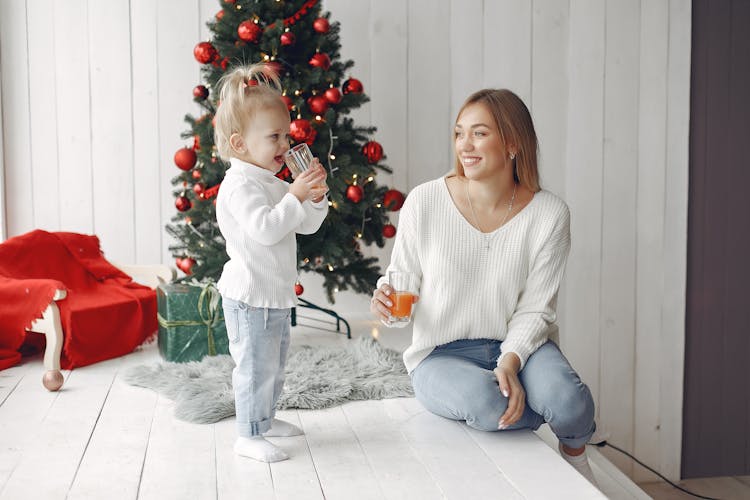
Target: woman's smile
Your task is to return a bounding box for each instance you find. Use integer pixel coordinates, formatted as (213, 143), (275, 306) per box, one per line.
(461, 155), (482, 167)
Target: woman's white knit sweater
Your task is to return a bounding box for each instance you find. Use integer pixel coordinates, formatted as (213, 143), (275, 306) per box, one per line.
(378, 176), (570, 373)
(216, 158), (328, 309)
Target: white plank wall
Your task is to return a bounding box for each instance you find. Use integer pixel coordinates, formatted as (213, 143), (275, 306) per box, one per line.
(660, 0), (691, 482)
(0, 0), (692, 482)
(600, 0), (640, 477)
(27, 0), (60, 233)
(0, 57), (5, 241)
(635, 0), (670, 483)
(449, 0), (483, 141)
(156, 0), (203, 267)
(484, 0), (532, 104)
(56, 0), (96, 235)
(91, 0), (137, 262)
(1, 0), (34, 235)
(408, 0), (452, 186)
(563, 0), (605, 451)
(371, 0), (408, 193)
(131, 0), (164, 265)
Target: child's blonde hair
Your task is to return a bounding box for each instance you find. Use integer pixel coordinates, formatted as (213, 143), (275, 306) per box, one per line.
(214, 63), (285, 160)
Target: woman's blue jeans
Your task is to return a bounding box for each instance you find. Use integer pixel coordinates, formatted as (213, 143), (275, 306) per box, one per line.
(410, 339), (595, 448)
(222, 297), (291, 437)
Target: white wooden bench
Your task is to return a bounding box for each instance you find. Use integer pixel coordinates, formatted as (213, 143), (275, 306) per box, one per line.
(26, 263), (173, 391)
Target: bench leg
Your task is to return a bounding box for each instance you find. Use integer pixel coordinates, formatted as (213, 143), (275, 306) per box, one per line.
(34, 302), (65, 391)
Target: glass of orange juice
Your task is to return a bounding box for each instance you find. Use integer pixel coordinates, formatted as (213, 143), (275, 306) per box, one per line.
(387, 271), (418, 327)
(284, 143), (314, 178)
(284, 143), (328, 192)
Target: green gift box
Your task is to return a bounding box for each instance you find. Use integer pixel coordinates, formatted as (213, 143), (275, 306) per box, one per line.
(156, 282), (229, 362)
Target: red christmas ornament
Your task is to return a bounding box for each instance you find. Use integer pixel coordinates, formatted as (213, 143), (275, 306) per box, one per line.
(324, 87), (342, 104)
(361, 141), (383, 163)
(383, 189), (406, 211)
(175, 195), (192, 212)
(280, 31), (296, 46)
(346, 185), (364, 204)
(307, 95), (329, 115)
(342, 78), (363, 94)
(176, 257), (196, 275)
(304, 128), (317, 146)
(192, 169), (202, 179)
(203, 183), (221, 199)
(281, 95), (294, 111)
(237, 20), (262, 43)
(193, 85), (209, 101)
(193, 135), (201, 151)
(382, 224), (397, 238)
(174, 148), (197, 171)
(193, 182), (205, 195)
(294, 282), (304, 296)
(216, 10), (224, 21)
(313, 17), (330, 34)
(289, 118), (313, 143)
(309, 53), (331, 70)
(193, 42), (217, 64)
(275, 166), (292, 181)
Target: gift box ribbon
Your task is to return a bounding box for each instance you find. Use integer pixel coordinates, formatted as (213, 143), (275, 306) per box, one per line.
(157, 283), (224, 356)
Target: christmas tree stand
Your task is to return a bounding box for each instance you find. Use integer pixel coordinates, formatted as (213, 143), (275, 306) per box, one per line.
(292, 298), (351, 338)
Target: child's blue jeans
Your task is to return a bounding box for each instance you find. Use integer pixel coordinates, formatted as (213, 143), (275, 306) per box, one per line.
(410, 339), (595, 449)
(222, 297), (291, 437)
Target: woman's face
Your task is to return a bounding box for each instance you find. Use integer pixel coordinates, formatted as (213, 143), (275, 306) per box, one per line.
(454, 102), (510, 180)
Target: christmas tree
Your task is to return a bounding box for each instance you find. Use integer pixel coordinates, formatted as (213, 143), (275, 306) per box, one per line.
(166, 0), (406, 303)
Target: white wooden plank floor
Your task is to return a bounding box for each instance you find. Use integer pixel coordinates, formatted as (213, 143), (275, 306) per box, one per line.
(0, 313), (651, 500)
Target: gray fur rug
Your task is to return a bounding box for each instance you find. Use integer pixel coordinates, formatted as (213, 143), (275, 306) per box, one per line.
(123, 337), (413, 424)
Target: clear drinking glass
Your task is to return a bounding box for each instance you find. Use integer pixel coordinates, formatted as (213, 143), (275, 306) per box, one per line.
(284, 143), (314, 178)
(387, 271), (418, 327)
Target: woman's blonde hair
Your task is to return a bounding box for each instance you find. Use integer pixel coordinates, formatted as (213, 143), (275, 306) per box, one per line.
(454, 89), (540, 192)
(214, 63), (285, 160)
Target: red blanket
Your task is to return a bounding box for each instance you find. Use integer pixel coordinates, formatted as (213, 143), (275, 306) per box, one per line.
(0, 230), (157, 370)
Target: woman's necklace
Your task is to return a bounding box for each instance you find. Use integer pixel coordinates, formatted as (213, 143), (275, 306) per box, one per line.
(465, 180), (517, 250)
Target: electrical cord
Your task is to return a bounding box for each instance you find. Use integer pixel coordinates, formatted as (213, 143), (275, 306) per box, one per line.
(591, 441), (721, 500)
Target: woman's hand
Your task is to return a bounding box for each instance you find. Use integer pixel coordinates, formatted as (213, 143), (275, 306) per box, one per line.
(370, 283), (419, 326)
(370, 283), (395, 324)
(493, 352), (525, 429)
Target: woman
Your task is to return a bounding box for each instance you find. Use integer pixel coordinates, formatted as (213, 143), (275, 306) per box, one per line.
(370, 89), (597, 485)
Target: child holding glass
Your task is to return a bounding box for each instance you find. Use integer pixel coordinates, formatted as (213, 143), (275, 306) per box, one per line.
(214, 63), (328, 463)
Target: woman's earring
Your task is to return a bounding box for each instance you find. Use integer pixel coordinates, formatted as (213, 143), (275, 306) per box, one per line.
(509, 152), (516, 160)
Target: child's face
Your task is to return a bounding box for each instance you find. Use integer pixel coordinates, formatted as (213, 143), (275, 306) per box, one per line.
(232, 103), (291, 172)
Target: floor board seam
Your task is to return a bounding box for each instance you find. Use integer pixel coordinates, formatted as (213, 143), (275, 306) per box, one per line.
(298, 410), (326, 498)
(65, 366), (121, 497)
(135, 393), (159, 500)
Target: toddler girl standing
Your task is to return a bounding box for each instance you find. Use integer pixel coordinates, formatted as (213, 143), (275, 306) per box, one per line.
(214, 64), (328, 462)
